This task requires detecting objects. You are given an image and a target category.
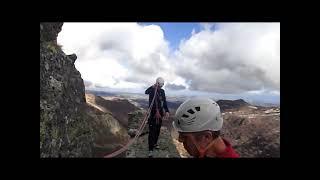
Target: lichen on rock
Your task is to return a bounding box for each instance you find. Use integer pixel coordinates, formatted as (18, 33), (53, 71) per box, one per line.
(40, 22), (94, 157)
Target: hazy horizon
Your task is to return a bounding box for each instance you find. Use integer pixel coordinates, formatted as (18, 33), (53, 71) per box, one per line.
(85, 87), (280, 105)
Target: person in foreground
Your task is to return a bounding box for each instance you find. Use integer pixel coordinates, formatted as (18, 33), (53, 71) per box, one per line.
(172, 97), (239, 158)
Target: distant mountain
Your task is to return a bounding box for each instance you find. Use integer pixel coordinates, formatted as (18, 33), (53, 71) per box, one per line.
(166, 101), (183, 110)
(85, 90), (116, 97)
(86, 89), (278, 113)
(216, 99), (250, 112)
(129, 98), (183, 110)
(249, 101), (280, 107)
(130, 98), (149, 109)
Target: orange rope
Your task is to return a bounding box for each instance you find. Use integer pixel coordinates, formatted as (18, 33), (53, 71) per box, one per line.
(103, 84), (159, 158)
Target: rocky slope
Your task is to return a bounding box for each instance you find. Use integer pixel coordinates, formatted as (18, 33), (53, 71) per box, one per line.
(95, 96), (139, 128)
(85, 94), (130, 157)
(221, 107), (280, 157)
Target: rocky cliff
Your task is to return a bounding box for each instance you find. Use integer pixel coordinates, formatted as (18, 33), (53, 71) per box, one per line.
(40, 23), (129, 157)
(40, 22), (94, 157)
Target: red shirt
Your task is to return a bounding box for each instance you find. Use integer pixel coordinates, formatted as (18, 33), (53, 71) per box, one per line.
(214, 138), (240, 158)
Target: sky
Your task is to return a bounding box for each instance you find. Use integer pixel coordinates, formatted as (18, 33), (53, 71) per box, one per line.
(138, 23), (201, 51)
(57, 22), (280, 104)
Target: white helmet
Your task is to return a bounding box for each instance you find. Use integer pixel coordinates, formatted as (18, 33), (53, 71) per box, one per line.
(173, 97), (223, 132)
(156, 77), (164, 87)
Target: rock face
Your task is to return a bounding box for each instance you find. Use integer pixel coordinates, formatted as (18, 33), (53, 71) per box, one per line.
(40, 23), (94, 157)
(40, 23), (63, 43)
(127, 110), (149, 137)
(40, 23), (129, 158)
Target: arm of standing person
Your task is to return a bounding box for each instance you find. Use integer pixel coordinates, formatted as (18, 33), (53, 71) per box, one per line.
(145, 85), (154, 94)
(162, 90), (170, 119)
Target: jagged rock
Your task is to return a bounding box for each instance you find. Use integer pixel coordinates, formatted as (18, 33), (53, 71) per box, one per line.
(40, 22), (94, 157)
(40, 22), (63, 43)
(40, 23), (129, 158)
(67, 54), (77, 63)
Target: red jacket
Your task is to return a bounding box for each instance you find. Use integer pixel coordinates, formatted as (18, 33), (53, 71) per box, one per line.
(214, 138), (240, 158)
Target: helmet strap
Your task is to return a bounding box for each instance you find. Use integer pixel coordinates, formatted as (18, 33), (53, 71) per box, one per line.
(190, 134), (218, 158)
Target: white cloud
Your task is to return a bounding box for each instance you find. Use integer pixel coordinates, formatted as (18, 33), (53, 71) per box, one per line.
(165, 83), (186, 90)
(174, 23), (280, 94)
(58, 22), (280, 99)
(74, 57), (129, 88)
(83, 80), (93, 88)
(58, 23), (175, 90)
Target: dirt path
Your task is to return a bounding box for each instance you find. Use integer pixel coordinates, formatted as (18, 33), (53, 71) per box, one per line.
(125, 123), (191, 158)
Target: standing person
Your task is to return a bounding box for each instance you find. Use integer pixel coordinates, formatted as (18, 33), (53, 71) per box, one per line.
(172, 97), (239, 158)
(145, 77), (170, 158)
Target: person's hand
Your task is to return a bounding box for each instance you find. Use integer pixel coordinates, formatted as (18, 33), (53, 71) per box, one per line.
(153, 83), (161, 89)
(164, 112), (170, 120)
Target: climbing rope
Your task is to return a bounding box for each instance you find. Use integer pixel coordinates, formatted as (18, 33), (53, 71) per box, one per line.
(103, 84), (159, 158)
(155, 90), (161, 125)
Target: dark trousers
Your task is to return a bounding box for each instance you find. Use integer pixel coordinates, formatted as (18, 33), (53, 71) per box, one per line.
(148, 115), (162, 151)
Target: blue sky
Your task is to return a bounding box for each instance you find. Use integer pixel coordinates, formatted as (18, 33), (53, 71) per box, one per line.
(140, 22), (201, 50)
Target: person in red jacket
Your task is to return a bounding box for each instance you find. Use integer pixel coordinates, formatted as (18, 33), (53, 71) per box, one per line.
(172, 97), (239, 158)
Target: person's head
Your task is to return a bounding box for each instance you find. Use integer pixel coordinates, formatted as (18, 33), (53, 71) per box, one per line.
(172, 98), (223, 157)
(156, 77), (164, 88)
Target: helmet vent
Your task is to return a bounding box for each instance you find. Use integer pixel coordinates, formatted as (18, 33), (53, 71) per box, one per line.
(182, 114), (189, 118)
(186, 121), (194, 125)
(187, 109), (195, 114)
(195, 106), (200, 111)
